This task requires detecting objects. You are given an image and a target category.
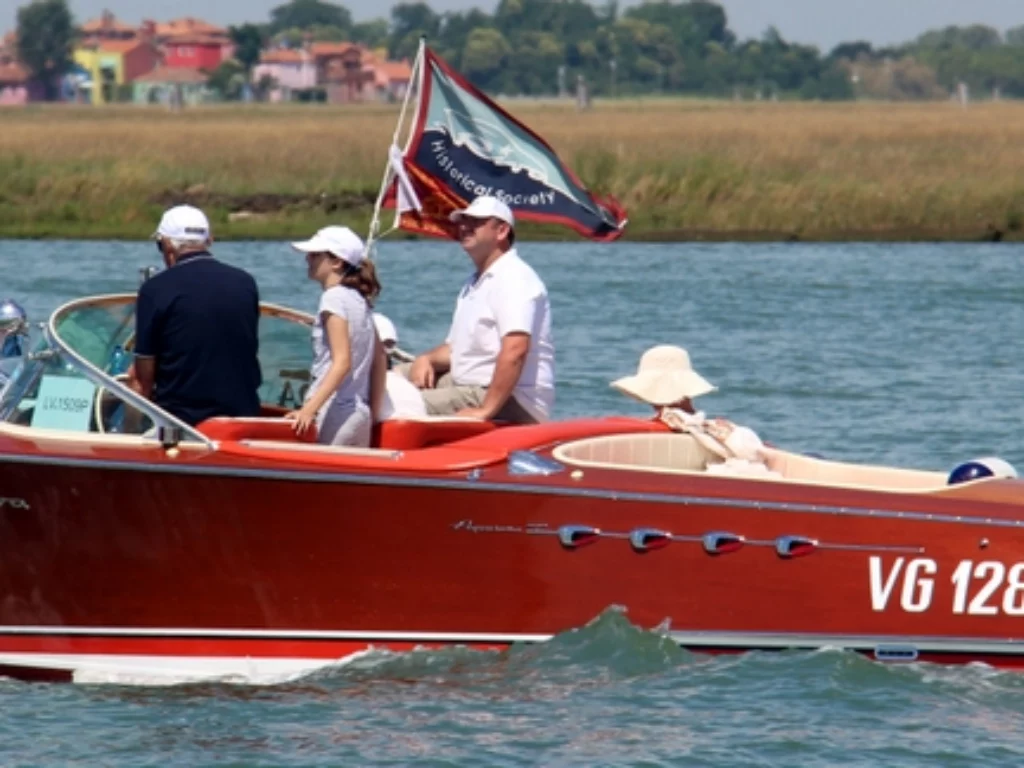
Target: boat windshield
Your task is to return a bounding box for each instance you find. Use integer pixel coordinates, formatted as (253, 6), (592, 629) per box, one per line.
(0, 331), (158, 435)
(0, 295), (314, 437)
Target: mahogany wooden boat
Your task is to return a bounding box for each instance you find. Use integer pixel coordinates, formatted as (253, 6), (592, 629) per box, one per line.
(0, 293), (1022, 683)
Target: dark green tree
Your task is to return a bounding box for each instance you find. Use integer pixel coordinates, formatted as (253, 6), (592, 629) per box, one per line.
(1007, 25), (1024, 47)
(268, 0), (352, 35)
(388, 3), (441, 58)
(495, 0), (600, 47)
(229, 24), (266, 78)
(625, 0), (733, 50)
(800, 65), (854, 100)
(16, 0), (75, 100)
(914, 24), (1001, 51)
(461, 27), (511, 91)
(351, 19), (389, 48)
(207, 59), (247, 100)
(829, 41), (873, 61)
(435, 9), (494, 68)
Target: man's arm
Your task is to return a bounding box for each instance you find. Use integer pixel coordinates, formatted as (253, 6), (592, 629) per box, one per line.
(130, 284), (159, 400)
(410, 342), (451, 389)
(129, 358), (156, 398)
(457, 332), (529, 420)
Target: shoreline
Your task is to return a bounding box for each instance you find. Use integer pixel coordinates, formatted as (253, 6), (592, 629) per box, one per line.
(4, 101), (1024, 244)
(0, 217), (1015, 243)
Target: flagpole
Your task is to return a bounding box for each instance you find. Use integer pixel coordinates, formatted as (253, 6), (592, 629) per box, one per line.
(365, 37), (426, 258)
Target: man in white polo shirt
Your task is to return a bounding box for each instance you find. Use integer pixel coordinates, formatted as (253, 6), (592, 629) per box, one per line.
(407, 195), (555, 423)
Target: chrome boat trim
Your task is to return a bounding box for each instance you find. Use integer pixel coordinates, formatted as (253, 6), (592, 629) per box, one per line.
(0, 450), (1021, 530)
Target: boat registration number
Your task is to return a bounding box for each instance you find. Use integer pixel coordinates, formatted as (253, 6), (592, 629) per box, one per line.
(870, 556), (1024, 616)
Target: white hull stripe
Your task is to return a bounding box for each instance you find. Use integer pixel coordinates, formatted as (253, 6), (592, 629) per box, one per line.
(1, 625), (1023, 656)
(0, 626), (551, 642)
(0, 652), (374, 686)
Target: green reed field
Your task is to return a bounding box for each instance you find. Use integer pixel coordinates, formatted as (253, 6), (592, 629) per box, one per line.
(2, 99), (1024, 241)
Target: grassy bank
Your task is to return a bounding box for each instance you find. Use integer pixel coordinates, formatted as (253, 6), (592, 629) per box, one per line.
(2, 99), (1024, 241)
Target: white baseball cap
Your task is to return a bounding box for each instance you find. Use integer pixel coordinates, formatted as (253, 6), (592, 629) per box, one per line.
(449, 196), (515, 228)
(291, 226), (365, 267)
(373, 313), (398, 345)
(154, 205), (211, 241)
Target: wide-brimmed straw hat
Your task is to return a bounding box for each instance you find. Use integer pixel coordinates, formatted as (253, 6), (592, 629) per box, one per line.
(610, 345), (717, 406)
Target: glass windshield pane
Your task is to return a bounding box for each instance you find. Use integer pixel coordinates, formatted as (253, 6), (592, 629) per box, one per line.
(54, 301), (136, 374)
(259, 309), (312, 411)
(52, 298), (314, 414)
(0, 335), (153, 435)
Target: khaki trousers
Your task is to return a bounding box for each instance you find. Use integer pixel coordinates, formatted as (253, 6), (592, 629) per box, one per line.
(394, 366), (538, 424)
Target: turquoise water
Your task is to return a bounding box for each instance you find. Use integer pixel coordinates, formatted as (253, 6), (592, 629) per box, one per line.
(2, 239), (1024, 765)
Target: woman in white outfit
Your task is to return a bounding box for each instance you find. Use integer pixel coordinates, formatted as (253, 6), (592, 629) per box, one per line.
(611, 345), (778, 474)
(288, 226), (386, 446)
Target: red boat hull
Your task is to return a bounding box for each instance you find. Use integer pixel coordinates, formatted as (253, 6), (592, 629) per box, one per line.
(1, 421), (1024, 681)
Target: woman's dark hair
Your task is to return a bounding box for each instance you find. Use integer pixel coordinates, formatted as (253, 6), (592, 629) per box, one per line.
(340, 259), (382, 306)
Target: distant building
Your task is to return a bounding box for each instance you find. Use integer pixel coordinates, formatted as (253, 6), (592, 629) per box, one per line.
(161, 34), (231, 71)
(79, 10), (137, 45)
(156, 17), (233, 70)
(154, 17), (228, 42)
(0, 32), (44, 104)
(311, 42), (373, 104)
(74, 39), (162, 104)
(68, 13), (230, 104)
(0, 57), (32, 106)
(367, 54), (413, 103)
(252, 43), (411, 104)
(133, 65), (212, 106)
(252, 48), (317, 102)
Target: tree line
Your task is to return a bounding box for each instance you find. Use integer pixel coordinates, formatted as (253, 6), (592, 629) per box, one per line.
(15, 0), (1024, 101)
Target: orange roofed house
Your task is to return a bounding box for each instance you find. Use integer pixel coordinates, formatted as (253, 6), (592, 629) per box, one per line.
(71, 12), (229, 104)
(79, 9), (136, 45)
(157, 17), (232, 70)
(305, 43), (412, 104)
(0, 33), (40, 106)
(0, 37), (35, 105)
(73, 36), (162, 104)
(74, 11), (162, 103)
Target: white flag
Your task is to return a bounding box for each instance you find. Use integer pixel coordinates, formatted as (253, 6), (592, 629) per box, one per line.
(389, 144), (422, 214)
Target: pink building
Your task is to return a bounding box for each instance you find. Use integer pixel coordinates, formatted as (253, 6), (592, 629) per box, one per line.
(252, 43), (413, 104)
(0, 59), (30, 106)
(366, 54), (413, 103)
(252, 49), (317, 101)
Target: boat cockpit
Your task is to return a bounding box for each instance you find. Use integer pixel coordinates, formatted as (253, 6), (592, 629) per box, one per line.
(0, 294), (1017, 493)
(0, 294), (500, 454)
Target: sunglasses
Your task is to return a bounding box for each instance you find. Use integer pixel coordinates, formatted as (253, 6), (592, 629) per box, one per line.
(459, 216), (493, 230)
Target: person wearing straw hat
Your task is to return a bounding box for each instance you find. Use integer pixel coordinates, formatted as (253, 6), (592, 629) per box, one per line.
(289, 226), (387, 446)
(612, 345), (771, 468)
(406, 195), (554, 423)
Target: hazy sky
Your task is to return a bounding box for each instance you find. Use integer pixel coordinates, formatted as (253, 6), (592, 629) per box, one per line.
(5, 0), (1024, 53)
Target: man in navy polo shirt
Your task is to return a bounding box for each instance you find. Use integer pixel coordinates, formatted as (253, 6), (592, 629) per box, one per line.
(130, 205), (262, 426)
